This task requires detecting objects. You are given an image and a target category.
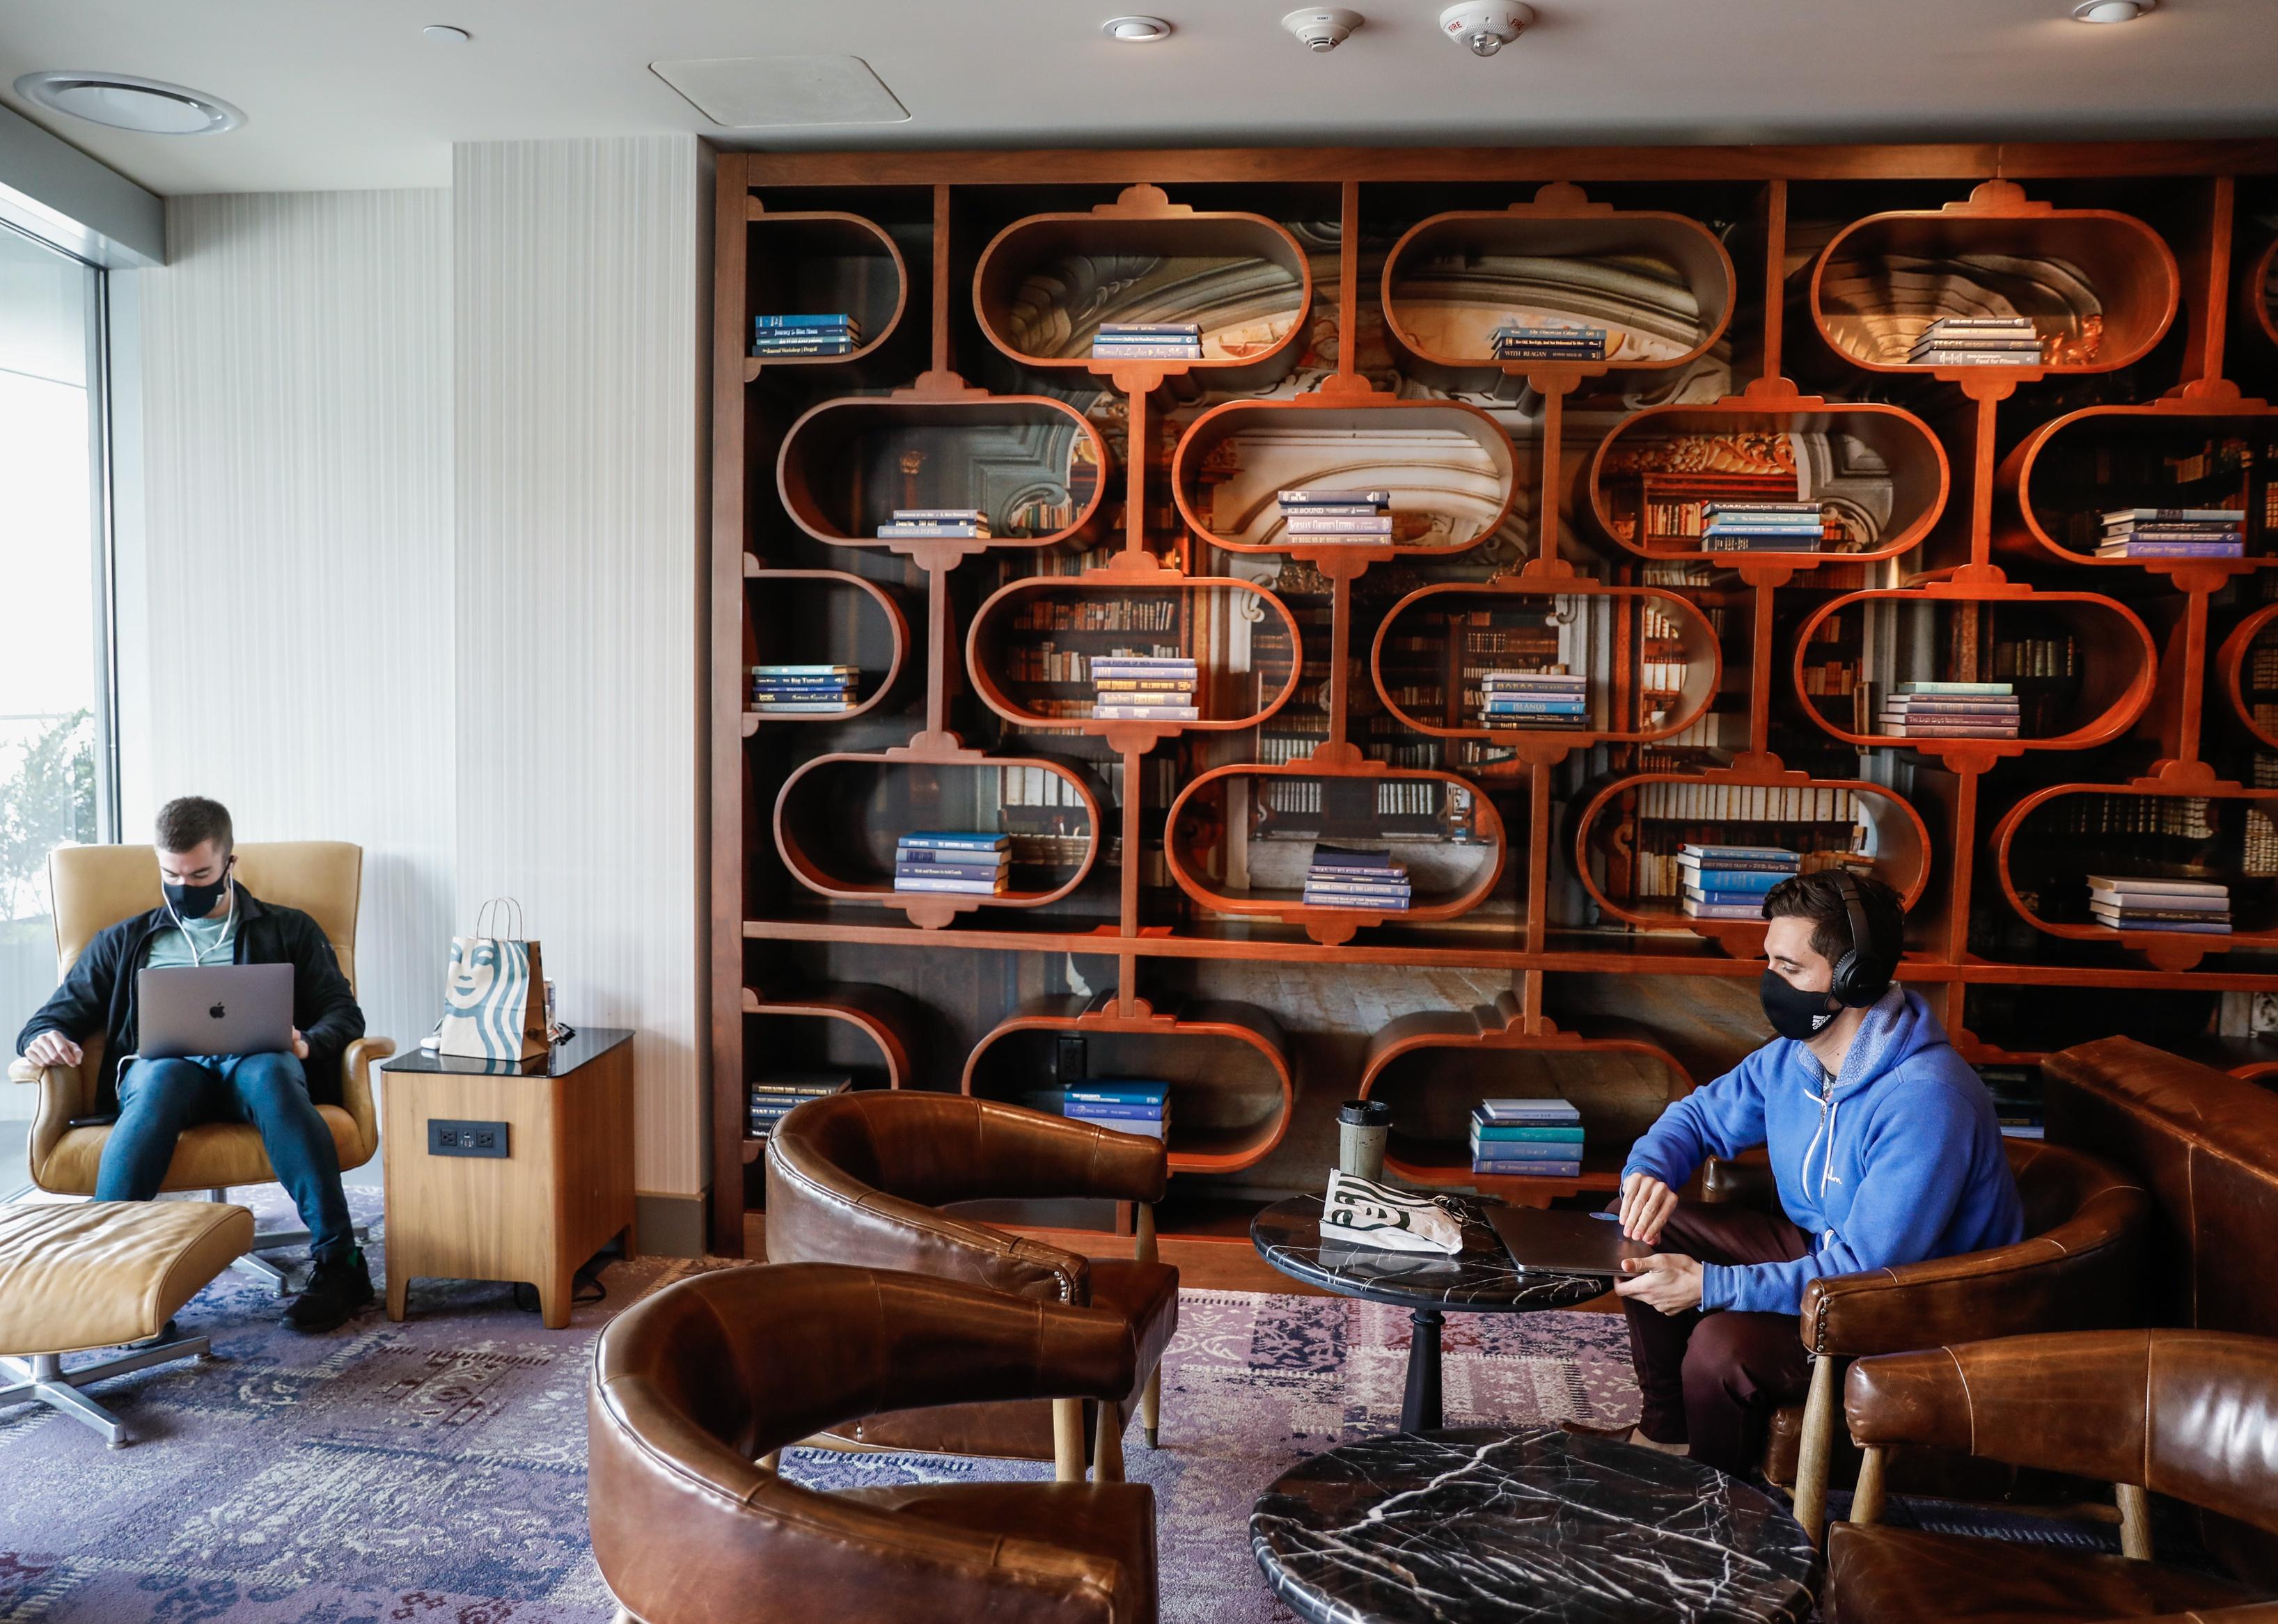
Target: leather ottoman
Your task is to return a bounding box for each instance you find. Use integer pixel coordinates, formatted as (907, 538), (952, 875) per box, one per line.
(0, 1199), (253, 1446)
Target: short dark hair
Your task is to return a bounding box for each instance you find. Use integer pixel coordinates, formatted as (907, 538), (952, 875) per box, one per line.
(1761, 869), (1903, 974)
(154, 796), (233, 858)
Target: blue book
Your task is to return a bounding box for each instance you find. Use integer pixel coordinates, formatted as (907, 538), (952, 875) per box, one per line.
(1683, 887), (1774, 908)
(1482, 700), (1589, 714)
(900, 831), (1009, 850)
(1097, 322), (1201, 336)
(1030, 1091), (1165, 1120)
(751, 342), (856, 356)
(890, 508), (987, 523)
(1673, 865), (1786, 893)
(1090, 342), (1204, 359)
(1280, 488), (1393, 507)
(1469, 1122), (1587, 1143)
(1466, 1136), (1589, 1160)
(876, 523), (987, 538)
(895, 862), (1005, 881)
(1063, 1083), (1170, 1105)
(892, 876), (1008, 894)
(1474, 1159), (1583, 1177)
(1679, 844), (1800, 863)
(895, 848), (1008, 869)
(1478, 1099), (1580, 1120)
(1312, 846), (1399, 869)
(756, 313), (858, 328)
(1303, 889), (1411, 910)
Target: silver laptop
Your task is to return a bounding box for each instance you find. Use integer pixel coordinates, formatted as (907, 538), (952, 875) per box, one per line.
(136, 964), (295, 1059)
(1485, 1205), (1659, 1281)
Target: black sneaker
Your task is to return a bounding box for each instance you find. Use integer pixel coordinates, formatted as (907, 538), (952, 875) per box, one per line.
(287, 1249), (376, 1333)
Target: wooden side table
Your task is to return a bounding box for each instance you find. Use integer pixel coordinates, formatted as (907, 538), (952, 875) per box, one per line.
(379, 1026), (637, 1328)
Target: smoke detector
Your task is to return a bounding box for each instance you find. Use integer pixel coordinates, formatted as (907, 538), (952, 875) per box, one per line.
(1439, 1), (1534, 56)
(14, 70), (244, 134)
(1282, 8), (1364, 52)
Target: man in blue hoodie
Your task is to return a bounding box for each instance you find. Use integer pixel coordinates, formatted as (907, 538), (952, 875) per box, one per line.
(1608, 870), (2022, 1474)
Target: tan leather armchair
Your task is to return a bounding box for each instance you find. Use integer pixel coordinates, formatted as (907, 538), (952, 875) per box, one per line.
(1702, 1137), (2150, 1543)
(6, 842), (394, 1287)
(589, 1261), (1155, 1624)
(764, 1091), (1177, 1483)
(1830, 1329), (2278, 1624)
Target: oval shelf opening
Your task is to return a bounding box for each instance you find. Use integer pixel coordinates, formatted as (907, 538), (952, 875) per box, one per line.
(1170, 394), (1520, 557)
(777, 392), (1109, 549)
(1791, 588), (2157, 753)
(1165, 763), (1509, 945)
(1810, 187), (2178, 374)
(1360, 996), (1692, 1194)
(744, 562), (909, 729)
(2002, 397), (2275, 569)
(1381, 190), (1736, 383)
(1370, 581), (1720, 747)
(972, 188), (1310, 384)
(744, 208), (908, 373)
(1573, 771), (1930, 952)
(1991, 782), (2278, 969)
(1589, 395), (1949, 563)
(967, 575), (1301, 740)
(774, 752), (1101, 925)
(2219, 601), (2278, 753)
(962, 995), (1294, 1175)
(740, 982), (917, 1162)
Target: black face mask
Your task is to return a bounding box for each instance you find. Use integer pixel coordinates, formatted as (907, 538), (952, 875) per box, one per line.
(1759, 968), (1839, 1042)
(164, 860), (231, 920)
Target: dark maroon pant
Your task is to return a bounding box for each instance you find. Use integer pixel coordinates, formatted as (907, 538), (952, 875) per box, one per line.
(1617, 1197), (1814, 1476)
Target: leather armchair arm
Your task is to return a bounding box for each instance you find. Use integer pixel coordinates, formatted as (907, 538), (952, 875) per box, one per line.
(338, 1036), (393, 1168)
(964, 1103), (1170, 1207)
(1800, 1182), (2148, 1357)
(11, 1057), (89, 1190)
(2123, 1609), (2278, 1623)
(1845, 1328), (2278, 1536)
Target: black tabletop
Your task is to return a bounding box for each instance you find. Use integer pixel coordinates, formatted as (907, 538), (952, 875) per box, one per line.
(1252, 1426), (1819, 1624)
(379, 1026), (632, 1078)
(1251, 1193), (1605, 1312)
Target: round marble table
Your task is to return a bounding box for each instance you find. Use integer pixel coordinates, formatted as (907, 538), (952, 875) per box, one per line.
(1250, 1192), (1604, 1433)
(1252, 1426), (1820, 1624)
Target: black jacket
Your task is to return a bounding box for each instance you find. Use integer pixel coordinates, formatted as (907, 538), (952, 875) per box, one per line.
(14, 881), (365, 1113)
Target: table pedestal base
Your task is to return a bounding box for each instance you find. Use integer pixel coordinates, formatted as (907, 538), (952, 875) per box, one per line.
(1399, 1308), (1443, 1433)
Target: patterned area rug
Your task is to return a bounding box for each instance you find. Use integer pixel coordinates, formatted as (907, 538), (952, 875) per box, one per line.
(0, 1192), (2142, 1624)
(0, 1191), (1642, 1624)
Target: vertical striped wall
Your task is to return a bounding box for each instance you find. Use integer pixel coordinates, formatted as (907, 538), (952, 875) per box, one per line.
(136, 189), (456, 1070)
(452, 138), (706, 1197)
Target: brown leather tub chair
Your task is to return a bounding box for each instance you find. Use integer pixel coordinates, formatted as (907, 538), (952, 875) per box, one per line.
(765, 1092), (1177, 1483)
(1830, 1329), (2278, 1624)
(1704, 1137), (2150, 1542)
(589, 1261), (1154, 1624)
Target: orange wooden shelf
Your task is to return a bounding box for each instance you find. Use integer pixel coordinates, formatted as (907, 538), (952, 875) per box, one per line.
(741, 205), (909, 377)
(740, 557), (911, 732)
(739, 982), (920, 1162)
(2217, 601), (2278, 752)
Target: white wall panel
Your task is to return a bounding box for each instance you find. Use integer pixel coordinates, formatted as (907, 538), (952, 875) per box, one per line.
(452, 138), (705, 1196)
(136, 189), (454, 1068)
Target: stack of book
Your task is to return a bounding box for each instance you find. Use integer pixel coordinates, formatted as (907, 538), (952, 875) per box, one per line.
(1091, 321), (1202, 361)
(1092, 654), (1198, 721)
(1025, 1079), (1170, 1140)
(1908, 316), (2044, 367)
(1489, 320), (1608, 362)
(876, 507), (989, 542)
(1470, 1097), (1585, 1179)
(2098, 508), (2245, 560)
(1702, 502), (1827, 553)
(893, 830), (1010, 896)
(1303, 846), (1411, 912)
(2087, 874), (2232, 935)
(1279, 487), (1393, 544)
(1981, 1066), (2046, 1141)
(753, 313), (861, 358)
(1878, 681), (2020, 739)
(1678, 844), (1799, 919)
(748, 1071), (851, 1140)
(751, 663), (858, 714)
(1479, 669), (1589, 730)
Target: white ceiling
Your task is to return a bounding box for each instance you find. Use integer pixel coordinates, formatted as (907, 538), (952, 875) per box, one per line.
(3, 0), (2276, 197)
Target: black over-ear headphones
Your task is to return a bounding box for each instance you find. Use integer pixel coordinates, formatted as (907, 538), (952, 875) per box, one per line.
(1826, 870), (1896, 1007)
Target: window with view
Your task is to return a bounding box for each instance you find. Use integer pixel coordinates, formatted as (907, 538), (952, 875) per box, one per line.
(0, 221), (116, 1199)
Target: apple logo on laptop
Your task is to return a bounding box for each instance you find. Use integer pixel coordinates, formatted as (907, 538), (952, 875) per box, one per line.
(208, 1002), (226, 1019)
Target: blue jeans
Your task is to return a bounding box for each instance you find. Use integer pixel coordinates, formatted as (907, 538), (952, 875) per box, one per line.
(95, 1052), (356, 1264)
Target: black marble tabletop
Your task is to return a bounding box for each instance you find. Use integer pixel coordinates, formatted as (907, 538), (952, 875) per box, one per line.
(1251, 1194), (1607, 1312)
(379, 1025), (631, 1078)
(1252, 1426), (1819, 1624)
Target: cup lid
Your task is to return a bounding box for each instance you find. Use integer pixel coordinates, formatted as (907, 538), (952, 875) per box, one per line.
(1337, 1099), (1394, 1126)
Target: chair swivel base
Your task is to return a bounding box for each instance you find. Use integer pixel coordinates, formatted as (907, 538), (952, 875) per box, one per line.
(0, 1332), (214, 1447)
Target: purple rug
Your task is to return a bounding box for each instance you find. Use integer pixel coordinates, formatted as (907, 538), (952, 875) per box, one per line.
(0, 1190), (1642, 1623)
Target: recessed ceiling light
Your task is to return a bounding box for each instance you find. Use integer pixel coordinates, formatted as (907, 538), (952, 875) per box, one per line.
(2071, 0), (2153, 20)
(1101, 15), (1174, 41)
(422, 24), (472, 43)
(13, 70), (244, 134)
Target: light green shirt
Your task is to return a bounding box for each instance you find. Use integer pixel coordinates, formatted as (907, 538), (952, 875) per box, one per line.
(143, 910), (239, 970)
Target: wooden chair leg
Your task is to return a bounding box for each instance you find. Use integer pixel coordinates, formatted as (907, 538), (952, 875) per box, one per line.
(1094, 1395), (1125, 1483)
(1141, 1362), (1163, 1449)
(1793, 1354), (1839, 1547)
(2117, 1481), (2153, 1560)
(1850, 1444), (1887, 1527)
(1053, 1397), (1086, 1483)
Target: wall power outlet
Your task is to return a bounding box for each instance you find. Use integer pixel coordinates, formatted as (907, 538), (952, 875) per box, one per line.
(429, 1119), (510, 1158)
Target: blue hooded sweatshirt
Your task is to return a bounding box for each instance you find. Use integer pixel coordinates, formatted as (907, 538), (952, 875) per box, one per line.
(1621, 984), (2022, 1316)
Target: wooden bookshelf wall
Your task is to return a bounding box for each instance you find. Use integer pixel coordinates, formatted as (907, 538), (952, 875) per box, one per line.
(709, 143), (2278, 1256)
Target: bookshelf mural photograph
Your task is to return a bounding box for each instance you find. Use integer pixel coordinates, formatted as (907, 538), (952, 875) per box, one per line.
(709, 154), (2278, 1254)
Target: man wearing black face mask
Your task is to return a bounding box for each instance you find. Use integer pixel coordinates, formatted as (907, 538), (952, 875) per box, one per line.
(1595, 871), (2021, 1474)
(15, 796), (375, 1332)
